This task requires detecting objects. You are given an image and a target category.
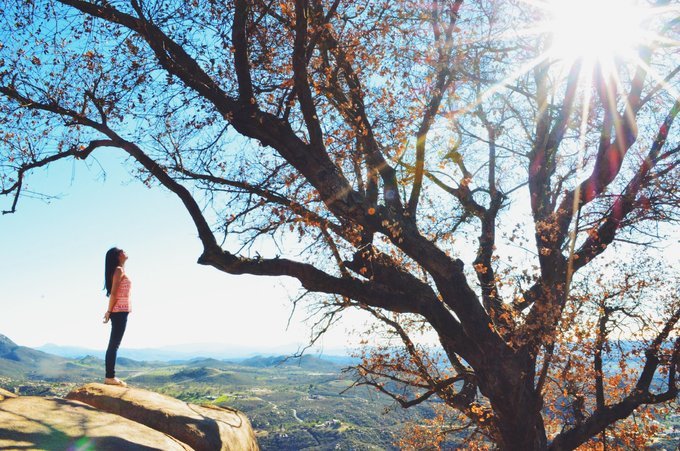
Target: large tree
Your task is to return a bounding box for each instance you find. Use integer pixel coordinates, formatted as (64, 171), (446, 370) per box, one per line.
(1, 1), (679, 449)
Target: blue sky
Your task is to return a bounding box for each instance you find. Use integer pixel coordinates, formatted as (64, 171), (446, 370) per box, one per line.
(0, 149), (363, 352)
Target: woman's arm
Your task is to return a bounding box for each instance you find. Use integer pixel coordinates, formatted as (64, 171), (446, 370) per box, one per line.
(104, 267), (123, 323)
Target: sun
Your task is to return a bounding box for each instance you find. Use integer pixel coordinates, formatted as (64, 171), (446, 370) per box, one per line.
(546, 0), (648, 64)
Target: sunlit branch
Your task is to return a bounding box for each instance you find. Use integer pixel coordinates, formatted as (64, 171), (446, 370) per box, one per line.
(459, 53), (552, 116)
(293, 0), (325, 148)
(639, 65), (680, 108)
(315, 21), (403, 211)
(407, 0), (462, 217)
(573, 100), (680, 270)
(398, 160), (485, 218)
(565, 67), (594, 293)
(529, 60), (581, 229)
(473, 107), (514, 333)
(631, 59), (680, 113)
(511, 61), (588, 351)
(556, 121), (641, 248)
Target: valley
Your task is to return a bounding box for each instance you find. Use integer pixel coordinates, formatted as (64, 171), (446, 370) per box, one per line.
(1, 334), (678, 450)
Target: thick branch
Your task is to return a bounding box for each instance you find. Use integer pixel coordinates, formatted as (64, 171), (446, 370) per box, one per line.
(198, 247), (439, 315)
(233, 0), (256, 103)
(554, 51), (655, 247)
(293, 0), (325, 148)
(473, 108), (512, 332)
(57, 0), (361, 224)
(529, 61), (581, 223)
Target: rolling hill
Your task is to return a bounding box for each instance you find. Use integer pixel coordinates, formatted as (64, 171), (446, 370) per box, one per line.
(0, 333), (71, 379)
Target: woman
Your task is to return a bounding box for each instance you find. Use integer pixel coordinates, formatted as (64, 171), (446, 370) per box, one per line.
(103, 247), (131, 386)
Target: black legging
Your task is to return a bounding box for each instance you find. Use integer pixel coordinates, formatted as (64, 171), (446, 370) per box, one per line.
(105, 312), (128, 378)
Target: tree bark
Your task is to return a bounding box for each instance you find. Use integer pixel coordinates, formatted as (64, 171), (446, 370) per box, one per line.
(481, 352), (549, 450)
(497, 410), (547, 451)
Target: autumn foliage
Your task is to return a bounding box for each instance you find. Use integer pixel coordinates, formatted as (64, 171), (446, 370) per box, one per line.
(1, 1), (679, 449)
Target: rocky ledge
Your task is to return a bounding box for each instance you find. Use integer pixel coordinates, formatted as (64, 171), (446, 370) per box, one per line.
(0, 383), (258, 451)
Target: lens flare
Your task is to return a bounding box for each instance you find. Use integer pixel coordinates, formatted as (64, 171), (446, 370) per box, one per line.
(547, 0), (646, 63)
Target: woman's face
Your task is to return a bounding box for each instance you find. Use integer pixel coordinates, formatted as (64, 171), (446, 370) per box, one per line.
(118, 250), (128, 265)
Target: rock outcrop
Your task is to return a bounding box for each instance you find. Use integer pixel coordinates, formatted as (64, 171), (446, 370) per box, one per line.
(0, 384), (259, 450)
(67, 383), (259, 451)
(0, 387), (17, 401)
(0, 395), (190, 450)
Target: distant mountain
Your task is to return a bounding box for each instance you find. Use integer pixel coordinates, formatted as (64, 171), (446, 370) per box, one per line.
(2, 333), (350, 382)
(0, 333), (73, 379)
(0, 334), (158, 386)
(75, 355), (103, 366)
(0, 333), (18, 354)
(180, 357), (233, 368)
(37, 342), (352, 362)
(239, 354), (343, 371)
(36, 344), (105, 359)
(312, 354), (359, 366)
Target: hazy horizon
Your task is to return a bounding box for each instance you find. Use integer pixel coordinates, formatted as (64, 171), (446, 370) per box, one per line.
(34, 339), (350, 355)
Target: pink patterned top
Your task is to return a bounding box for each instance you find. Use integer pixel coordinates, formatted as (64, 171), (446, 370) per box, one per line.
(111, 268), (131, 313)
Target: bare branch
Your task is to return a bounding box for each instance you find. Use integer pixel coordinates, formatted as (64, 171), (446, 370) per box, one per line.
(1, 140), (112, 214)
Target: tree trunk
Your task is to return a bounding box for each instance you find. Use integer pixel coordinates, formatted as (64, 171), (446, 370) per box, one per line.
(496, 407), (548, 451)
(482, 359), (548, 450)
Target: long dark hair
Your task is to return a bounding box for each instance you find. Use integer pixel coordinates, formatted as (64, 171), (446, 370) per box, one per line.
(104, 247), (122, 296)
